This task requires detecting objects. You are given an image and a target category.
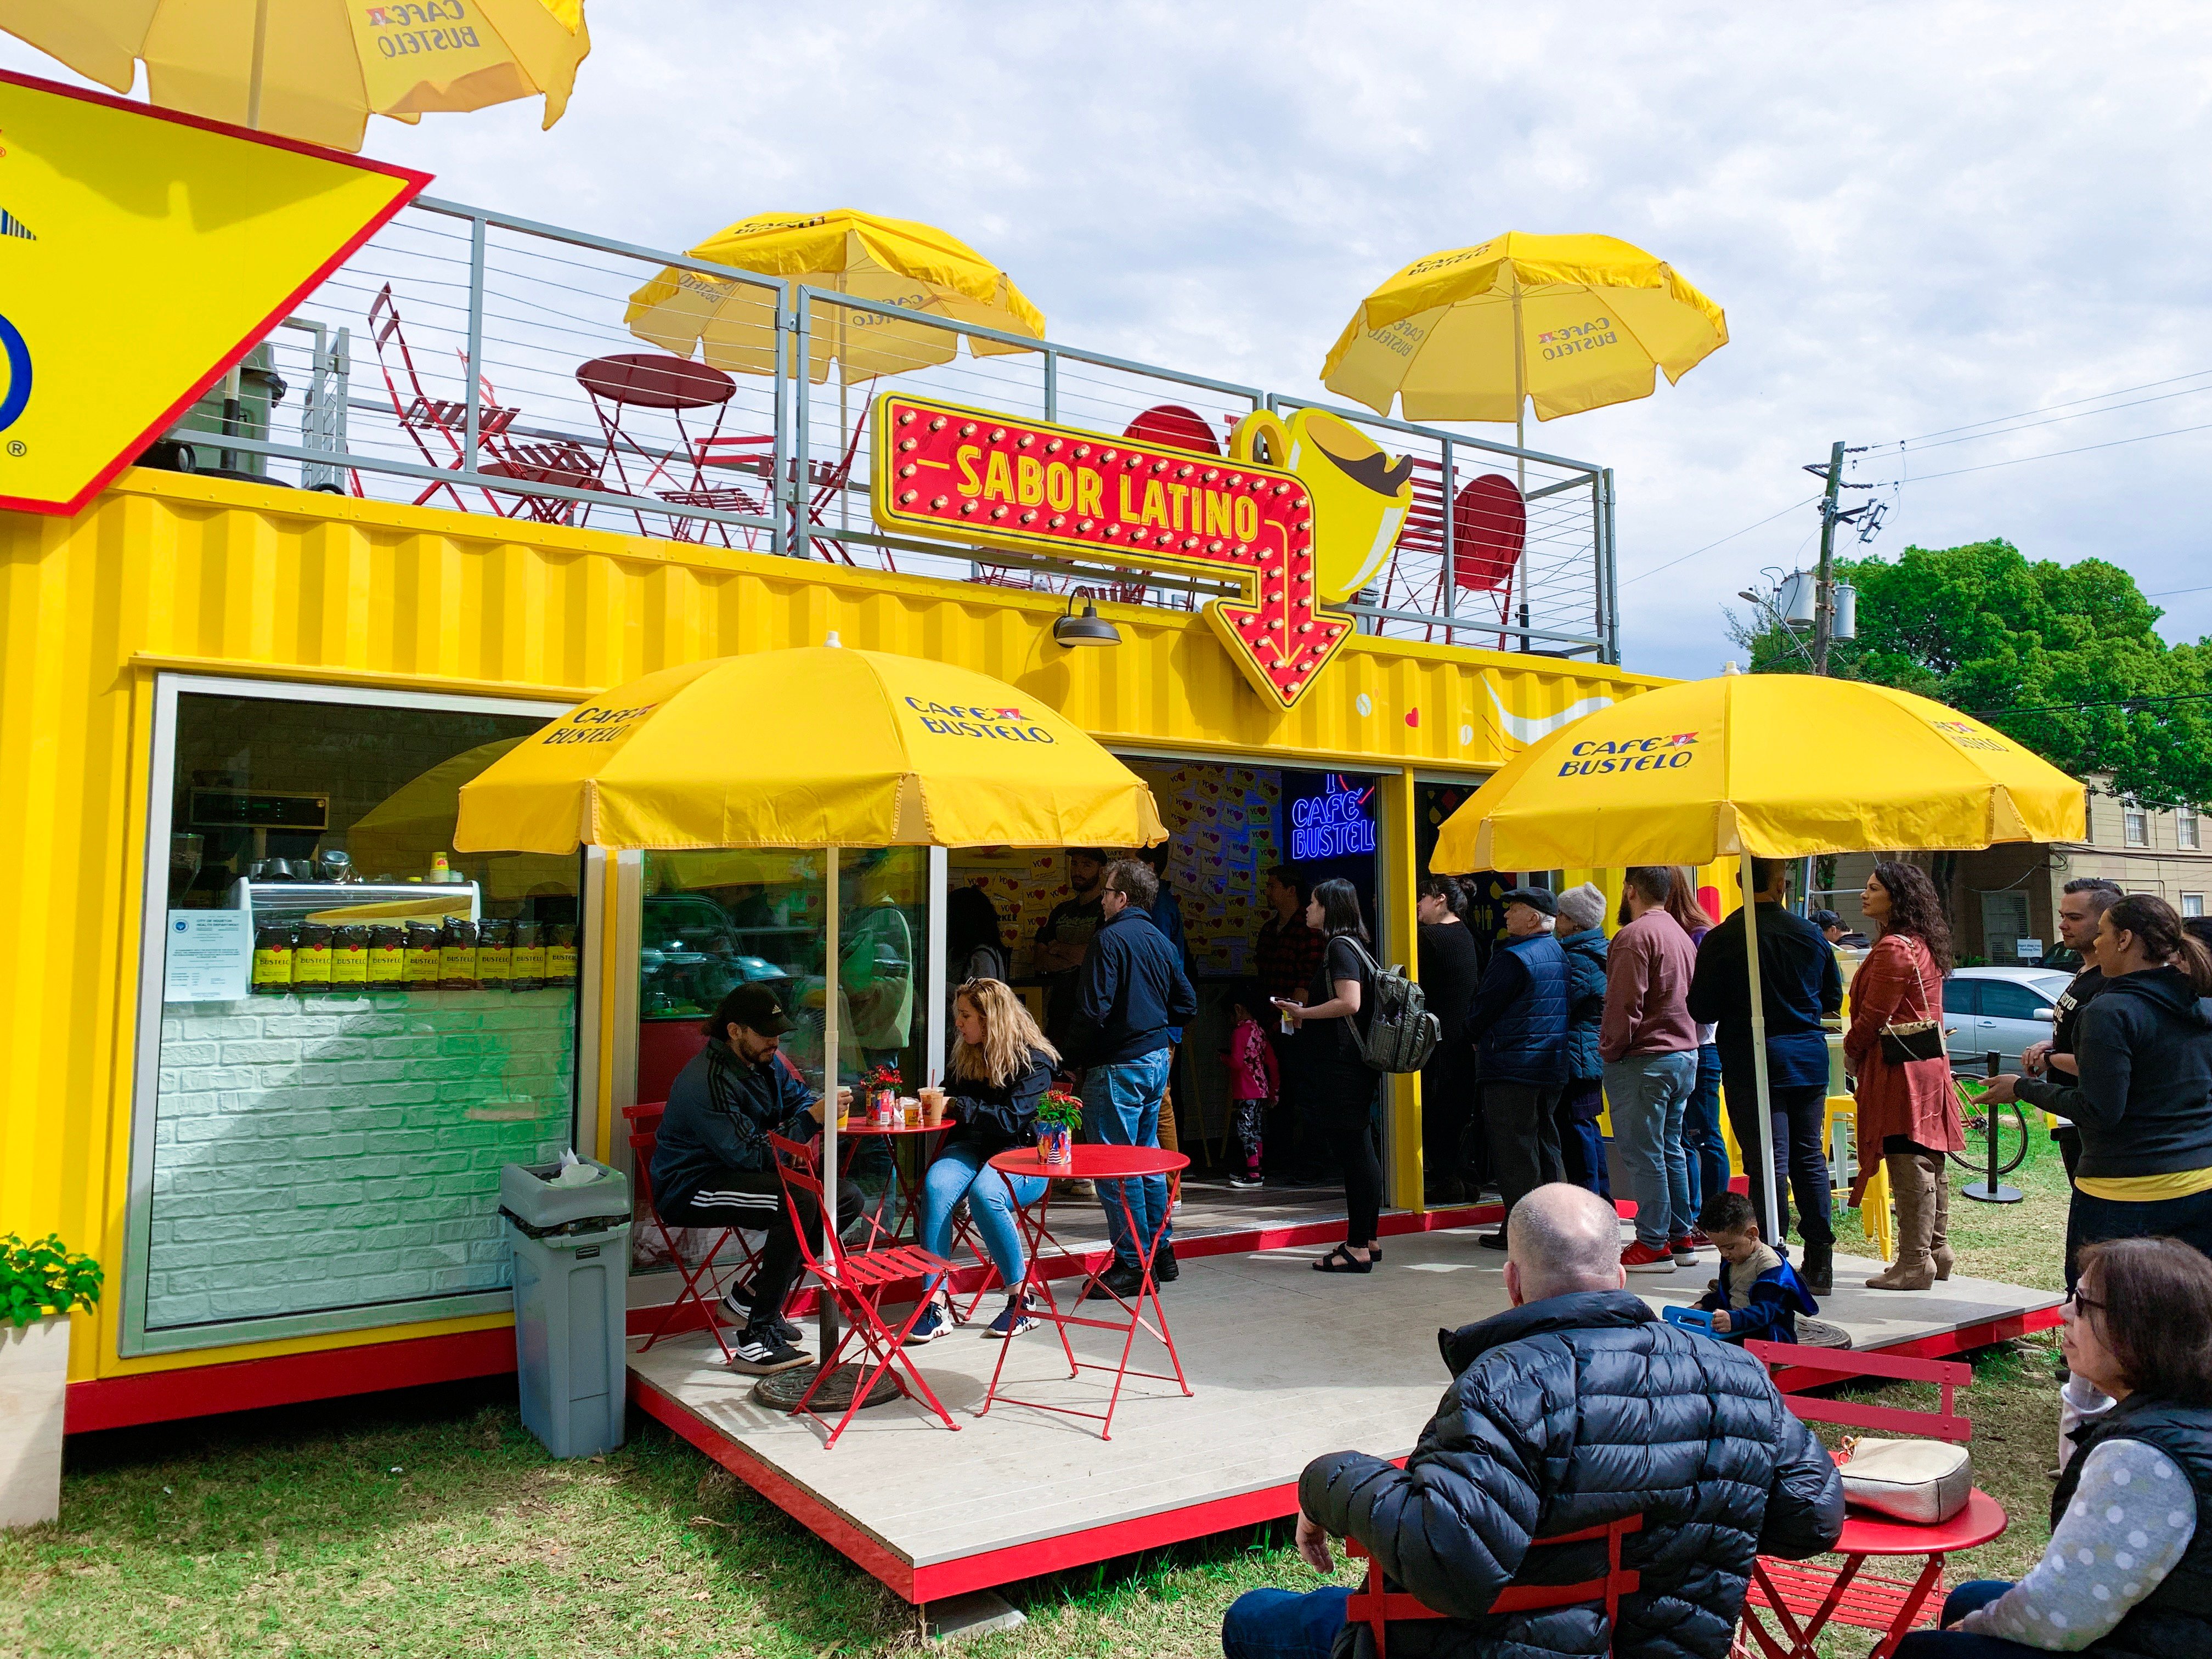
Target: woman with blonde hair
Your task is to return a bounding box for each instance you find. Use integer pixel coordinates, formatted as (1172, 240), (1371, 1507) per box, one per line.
(905, 978), (1056, 1344)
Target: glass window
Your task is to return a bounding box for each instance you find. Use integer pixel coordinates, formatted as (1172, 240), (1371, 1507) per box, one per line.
(1978, 980), (2051, 1020)
(143, 687), (578, 1344)
(2181, 808), (2200, 850)
(1940, 978), (1980, 1016)
(2125, 799), (2148, 847)
(2186, 894), (2205, 918)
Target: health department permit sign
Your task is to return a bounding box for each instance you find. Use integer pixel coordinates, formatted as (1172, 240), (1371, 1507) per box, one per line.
(868, 392), (1352, 710)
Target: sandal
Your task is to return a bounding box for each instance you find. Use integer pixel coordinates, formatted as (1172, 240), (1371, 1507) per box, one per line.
(1313, 1243), (1373, 1274)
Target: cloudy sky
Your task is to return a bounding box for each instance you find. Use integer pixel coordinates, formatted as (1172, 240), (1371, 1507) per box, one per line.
(11, 3), (2211, 681)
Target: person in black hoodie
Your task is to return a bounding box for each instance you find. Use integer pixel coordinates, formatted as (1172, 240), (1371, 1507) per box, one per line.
(652, 984), (856, 1375)
(1222, 1182), (1843, 1659)
(906, 978), (1056, 1345)
(1990, 893), (2212, 1290)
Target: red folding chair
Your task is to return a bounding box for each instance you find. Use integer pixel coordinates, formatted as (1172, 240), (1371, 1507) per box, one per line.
(659, 433), (775, 547)
(623, 1101), (764, 1363)
(362, 284), (520, 512)
(1346, 1513), (1643, 1657)
(766, 1132), (959, 1448)
(1737, 1342), (1983, 1659)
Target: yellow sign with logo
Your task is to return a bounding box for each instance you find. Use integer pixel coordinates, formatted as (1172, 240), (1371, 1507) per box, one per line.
(0, 70), (427, 516)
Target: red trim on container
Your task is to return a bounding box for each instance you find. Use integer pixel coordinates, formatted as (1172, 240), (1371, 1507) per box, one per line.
(65, 1327), (515, 1433)
(0, 68), (432, 517)
(629, 1372), (916, 1598)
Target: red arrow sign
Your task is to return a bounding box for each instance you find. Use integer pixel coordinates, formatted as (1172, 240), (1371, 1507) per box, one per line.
(868, 392), (1353, 709)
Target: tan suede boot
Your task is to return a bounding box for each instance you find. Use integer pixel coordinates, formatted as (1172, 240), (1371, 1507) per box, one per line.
(1927, 1155), (1954, 1281)
(1865, 1153), (1937, 1290)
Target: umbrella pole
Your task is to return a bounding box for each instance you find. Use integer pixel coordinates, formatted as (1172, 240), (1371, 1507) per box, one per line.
(819, 845), (840, 1362)
(1739, 851), (1785, 1253)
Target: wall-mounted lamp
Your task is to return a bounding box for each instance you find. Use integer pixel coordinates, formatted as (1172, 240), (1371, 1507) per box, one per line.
(1052, 596), (1122, 648)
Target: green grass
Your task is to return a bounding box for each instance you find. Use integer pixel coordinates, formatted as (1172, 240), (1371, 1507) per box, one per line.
(3, 1131), (2072, 1657)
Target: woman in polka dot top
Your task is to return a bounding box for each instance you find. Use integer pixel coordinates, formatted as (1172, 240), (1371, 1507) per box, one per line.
(1896, 1237), (2212, 1658)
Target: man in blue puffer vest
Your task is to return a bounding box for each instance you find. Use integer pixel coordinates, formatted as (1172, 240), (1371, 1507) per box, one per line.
(1222, 1183), (1844, 1659)
(1463, 886), (1571, 1250)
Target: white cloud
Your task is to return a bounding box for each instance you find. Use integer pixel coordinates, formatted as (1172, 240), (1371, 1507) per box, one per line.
(10, 2), (2212, 679)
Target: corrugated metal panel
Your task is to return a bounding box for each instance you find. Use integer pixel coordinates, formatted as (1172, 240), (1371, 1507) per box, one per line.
(0, 472), (1663, 1380)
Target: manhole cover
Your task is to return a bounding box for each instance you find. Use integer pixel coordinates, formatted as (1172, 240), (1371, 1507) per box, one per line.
(1797, 1317), (1854, 1350)
(752, 1361), (905, 1414)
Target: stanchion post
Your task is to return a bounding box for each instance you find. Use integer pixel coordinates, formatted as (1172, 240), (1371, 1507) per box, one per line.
(1964, 1047), (2023, 1204)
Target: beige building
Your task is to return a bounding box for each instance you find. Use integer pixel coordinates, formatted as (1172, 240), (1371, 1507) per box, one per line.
(1829, 778), (2212, 966)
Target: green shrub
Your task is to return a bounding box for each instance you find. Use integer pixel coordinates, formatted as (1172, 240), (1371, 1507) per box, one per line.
(2, 1233), (103, 1328)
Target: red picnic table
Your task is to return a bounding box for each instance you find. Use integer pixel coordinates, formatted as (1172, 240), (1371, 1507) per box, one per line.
(979, 1143), (1192, 1441)
(1739, 1489), (2008, 1659)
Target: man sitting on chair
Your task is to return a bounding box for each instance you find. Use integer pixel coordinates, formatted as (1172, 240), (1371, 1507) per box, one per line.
(1222, 1183), (1844, 1659)
(653, 984), (856, 1377)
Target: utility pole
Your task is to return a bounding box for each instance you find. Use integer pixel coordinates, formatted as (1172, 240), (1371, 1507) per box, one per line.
(1812, 439), (1844, 676)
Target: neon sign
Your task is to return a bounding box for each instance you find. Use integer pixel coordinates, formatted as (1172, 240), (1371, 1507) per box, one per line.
(1289, 775), (1376, 861)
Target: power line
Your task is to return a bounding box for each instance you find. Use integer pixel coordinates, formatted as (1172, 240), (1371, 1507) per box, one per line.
(2147, 582), (2212, 600)
(1897, 366), (2212, 446)
(1898, 379), (2212, 456)
(1973, 691), (2212, 719)
(1617, 495), (1819, 588)
(1864, 416), (2212, 487)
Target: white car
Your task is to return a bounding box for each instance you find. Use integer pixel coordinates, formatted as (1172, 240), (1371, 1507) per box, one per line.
(1940, 966), (2075, 1074)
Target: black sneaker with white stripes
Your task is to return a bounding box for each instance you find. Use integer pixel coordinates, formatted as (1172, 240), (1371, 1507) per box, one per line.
(727, 1323), (811, 1375)
(719, 1283), (801, 1342)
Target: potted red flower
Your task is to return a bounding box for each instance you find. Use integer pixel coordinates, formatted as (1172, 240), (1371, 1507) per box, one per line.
(864, 1062), (902, 1126)
(1037, 1090), (1082, 1166)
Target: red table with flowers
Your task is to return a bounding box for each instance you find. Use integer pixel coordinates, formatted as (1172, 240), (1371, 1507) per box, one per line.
(979, 1143), (1192, 1441)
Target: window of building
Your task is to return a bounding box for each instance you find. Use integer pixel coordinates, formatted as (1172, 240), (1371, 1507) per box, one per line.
(2125, 798), (2148, 847)
(2186, 894), (2205, 918)
(2181, 806), (2200, 850)
(134, 677), (579, 1354)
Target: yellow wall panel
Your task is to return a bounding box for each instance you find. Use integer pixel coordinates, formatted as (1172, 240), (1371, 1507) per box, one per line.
(1, 471), (1663, 1381)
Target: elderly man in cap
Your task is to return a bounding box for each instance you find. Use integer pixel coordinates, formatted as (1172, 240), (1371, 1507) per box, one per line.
(1462, 885), (1571, 1250)
(653, 983), (857, 1376)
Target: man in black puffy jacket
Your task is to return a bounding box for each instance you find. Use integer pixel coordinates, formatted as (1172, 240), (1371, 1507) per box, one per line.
(1222, 1183), (1843, 1659)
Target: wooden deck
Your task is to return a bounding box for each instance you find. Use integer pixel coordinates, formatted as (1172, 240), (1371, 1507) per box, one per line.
(628, 1211), (2062, 1605)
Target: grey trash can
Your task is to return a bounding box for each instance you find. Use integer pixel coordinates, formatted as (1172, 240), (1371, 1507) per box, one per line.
(501, 1158), (631, 1459)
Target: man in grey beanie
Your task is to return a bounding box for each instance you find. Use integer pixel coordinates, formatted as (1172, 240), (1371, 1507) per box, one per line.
(1554, 883), (1614, 1201)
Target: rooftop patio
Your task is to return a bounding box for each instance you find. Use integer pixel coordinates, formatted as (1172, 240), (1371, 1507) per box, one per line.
(164, 198), (1622, 663)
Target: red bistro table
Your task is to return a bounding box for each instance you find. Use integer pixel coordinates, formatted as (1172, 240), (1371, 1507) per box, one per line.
(980, 1144), (1192, 1441)
(1739, 1490), (2008, 1659)
(833, 1115), (956, 1245)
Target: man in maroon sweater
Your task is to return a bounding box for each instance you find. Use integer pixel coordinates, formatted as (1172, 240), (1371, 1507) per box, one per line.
(1599, 866), (1702, 1274)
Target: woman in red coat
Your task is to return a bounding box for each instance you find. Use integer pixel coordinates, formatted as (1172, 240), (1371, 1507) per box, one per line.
(1844, 861), (1965, 1291)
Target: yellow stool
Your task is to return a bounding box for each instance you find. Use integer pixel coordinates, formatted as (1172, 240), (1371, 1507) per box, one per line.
(1715, 1088), (1893, 1262)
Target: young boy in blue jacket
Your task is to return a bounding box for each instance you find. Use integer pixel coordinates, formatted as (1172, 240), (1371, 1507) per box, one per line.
(1695, 1190), (1819, 1344)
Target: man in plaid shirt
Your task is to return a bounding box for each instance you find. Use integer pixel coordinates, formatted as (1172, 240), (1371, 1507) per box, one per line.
(1255, 867), (1324, 1181)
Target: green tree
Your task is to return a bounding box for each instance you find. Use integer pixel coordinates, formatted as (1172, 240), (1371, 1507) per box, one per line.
(1733, 539), (2212, 807)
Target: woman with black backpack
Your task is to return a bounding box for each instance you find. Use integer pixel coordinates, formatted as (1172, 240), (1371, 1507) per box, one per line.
(1273, 877), (1383, 1274)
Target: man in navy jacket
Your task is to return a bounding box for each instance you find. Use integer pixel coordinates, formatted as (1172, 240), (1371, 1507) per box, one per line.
(1067, 858), (1198, 1299)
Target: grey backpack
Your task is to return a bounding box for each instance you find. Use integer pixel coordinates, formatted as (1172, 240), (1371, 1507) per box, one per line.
(1342, 939), (1441, 1074)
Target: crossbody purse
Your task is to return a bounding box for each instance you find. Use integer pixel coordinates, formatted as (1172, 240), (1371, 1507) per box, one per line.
(1878, 938), (1948, 1065)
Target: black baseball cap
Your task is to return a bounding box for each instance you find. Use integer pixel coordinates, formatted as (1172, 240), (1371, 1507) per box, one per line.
(1809, 909), (1843, 932)
(1499, 885), (1558, 917)
(713, 983), (794, 1037)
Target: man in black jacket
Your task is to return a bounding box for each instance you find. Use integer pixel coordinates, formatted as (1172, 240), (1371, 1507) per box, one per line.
(2021, 877), (2123, 1182)
(653, 985), (856, 1375)
(1222, 1183), (1844, 1659)
(1067, 858), (1198, 1299)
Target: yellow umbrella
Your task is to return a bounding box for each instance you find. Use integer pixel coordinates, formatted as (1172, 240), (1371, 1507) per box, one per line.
(455, 639), (1161, 1287)
(1431, 669), (2082, 1245)
(623, 209), (1045, 384)
(1320, 231), (1728, 431)
(0, 0), (589, 153)
(348, 736), (576, 901)
(1433, 672), (2083, 872)
(454, 644), (1161, 855)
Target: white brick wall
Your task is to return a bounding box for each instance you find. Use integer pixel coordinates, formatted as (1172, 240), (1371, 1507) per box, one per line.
(146, 990), (575, 1331)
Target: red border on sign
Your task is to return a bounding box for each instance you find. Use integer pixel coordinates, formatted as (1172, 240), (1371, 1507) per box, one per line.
(0, 67), (433, 518)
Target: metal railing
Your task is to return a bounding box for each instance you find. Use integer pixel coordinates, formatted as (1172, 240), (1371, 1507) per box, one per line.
(171, 197), (1620, 662)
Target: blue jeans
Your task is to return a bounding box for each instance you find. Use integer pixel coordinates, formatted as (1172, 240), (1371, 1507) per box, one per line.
(1892, 1581), (2034, 1658)
(1605, 1051), (1697, 1249)
(1683, 1043), (1731, 1222)
(1221, 1585), (1351, 1659)
(1081, 1048), (1173, 1267)
(918, 1142), (1046, 1296)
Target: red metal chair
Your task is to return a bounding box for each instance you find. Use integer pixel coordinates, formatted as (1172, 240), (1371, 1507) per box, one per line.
(1346, 1513), (1644, 1657)
(622, 1101), (764, 1364)
(362, 284), (521, 513)
(765, 1133), (960, 1447)
(1384, 462), (1526, 647)
(1124, 403), (1222, 455)
(1737, 1342), (1983, 1659)
(659, 432), (775, 548)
